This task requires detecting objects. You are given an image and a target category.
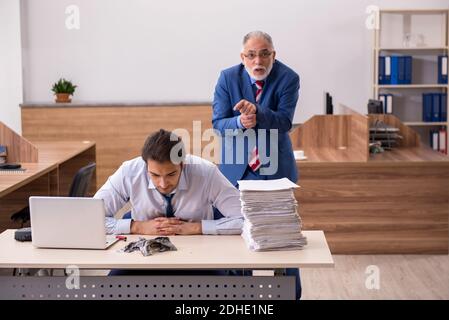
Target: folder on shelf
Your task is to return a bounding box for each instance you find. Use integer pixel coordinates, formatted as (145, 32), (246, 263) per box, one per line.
(386, 94), (393, 114)
(378, 56), (385, 84)
(438, 55), (448, 84)
(385, 56), (391, 84)
(430, 129), (439, 151)
(398, 56), (405, 84)
(379, 56), (391, 84)
(441, 93), (447, 122)
(378, 94), (393, 114)
(404, 56), (412, 84)
(379, 56), (392, 84)
(432, 93), (441, 122)
(439, 127), (447, 154)
(383, 56), (412, 85)
(390, 56), (400, 84)
(0, 145), (6, 164)
(422, 93), (433, 122)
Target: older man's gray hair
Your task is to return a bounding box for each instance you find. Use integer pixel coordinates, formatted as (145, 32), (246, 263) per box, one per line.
(242, 31), (274, 49)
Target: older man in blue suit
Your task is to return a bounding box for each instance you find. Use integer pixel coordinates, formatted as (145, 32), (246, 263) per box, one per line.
(212, 30), (300, 186)
(212, 31), (302, 299)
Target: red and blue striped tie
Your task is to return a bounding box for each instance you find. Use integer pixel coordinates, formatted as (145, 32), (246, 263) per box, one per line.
(255, 80), (264, 103)
(249, 80), (264, 171)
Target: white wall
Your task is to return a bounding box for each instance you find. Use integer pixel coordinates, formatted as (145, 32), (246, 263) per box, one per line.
(0, 0), (23, 133)
(18, 0), (449, 125)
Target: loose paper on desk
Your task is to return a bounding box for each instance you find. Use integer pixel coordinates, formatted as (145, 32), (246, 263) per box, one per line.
(238, 178), (300, 191)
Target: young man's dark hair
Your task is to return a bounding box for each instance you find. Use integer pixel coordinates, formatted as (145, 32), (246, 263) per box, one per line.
(141, 129), (185, 163)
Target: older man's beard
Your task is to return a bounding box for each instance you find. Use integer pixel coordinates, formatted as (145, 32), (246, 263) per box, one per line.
(245, 61), (274, 81)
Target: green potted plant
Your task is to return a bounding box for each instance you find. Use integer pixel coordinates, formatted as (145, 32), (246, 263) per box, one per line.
(51, 78), (77, 103)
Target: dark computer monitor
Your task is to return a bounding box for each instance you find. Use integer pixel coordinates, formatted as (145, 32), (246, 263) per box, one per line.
(367, 99), (384, 114)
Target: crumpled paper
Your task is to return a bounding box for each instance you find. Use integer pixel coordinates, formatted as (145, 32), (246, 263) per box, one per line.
(121, 237), (177, 256)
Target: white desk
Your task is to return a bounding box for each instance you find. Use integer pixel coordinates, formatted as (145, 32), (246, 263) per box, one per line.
(0, 230), (333, 269)
(0, 230), (333, 300)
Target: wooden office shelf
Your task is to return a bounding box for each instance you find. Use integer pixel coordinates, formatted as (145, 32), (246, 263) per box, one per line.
(377, 84), (448, 89)
(404, 121), (448, 126)
(380, 9), (448, 14)
(379, 47), (448, 50)
(378, 47), (449, 54)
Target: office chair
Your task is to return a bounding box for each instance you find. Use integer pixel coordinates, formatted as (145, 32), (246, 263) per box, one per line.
(10, 162), (97, 228)
(67, 162), (96, 198)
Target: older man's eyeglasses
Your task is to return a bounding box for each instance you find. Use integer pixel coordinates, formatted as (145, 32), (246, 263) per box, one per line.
(243, 50), (273, 60)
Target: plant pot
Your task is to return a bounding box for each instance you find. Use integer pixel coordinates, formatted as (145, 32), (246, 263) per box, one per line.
(55, 93), (71, 103)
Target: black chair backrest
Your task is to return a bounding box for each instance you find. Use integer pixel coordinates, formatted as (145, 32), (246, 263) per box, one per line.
(68, 162), (96, 197)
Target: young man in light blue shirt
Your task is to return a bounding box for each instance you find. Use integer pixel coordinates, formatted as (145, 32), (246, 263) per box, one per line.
(94, 129), (243, 235)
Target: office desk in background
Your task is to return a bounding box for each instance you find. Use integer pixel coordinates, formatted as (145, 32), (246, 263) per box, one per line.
(0, 141), (96, 232)
(291, 109), (449, 254)
(0, 230), (333, 300)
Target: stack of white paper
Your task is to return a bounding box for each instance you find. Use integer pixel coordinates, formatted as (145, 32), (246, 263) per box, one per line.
(238, 178), (307, 251)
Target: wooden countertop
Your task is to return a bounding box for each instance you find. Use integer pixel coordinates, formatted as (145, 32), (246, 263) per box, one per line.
(33, 140), (95, 164)
(0, 141), (96, 198)
(20, 102), (211, 108)
(0, 163), (57, 198)
(297, 146), (449, 167)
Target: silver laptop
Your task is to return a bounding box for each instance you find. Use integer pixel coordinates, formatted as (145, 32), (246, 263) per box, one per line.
(29, 196), (119, 249)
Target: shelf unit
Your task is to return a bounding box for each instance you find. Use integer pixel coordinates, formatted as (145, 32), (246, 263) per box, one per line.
(378, 84), (447, 89)
(373, 9), (449, 152)
(404, 121), (447, 126)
